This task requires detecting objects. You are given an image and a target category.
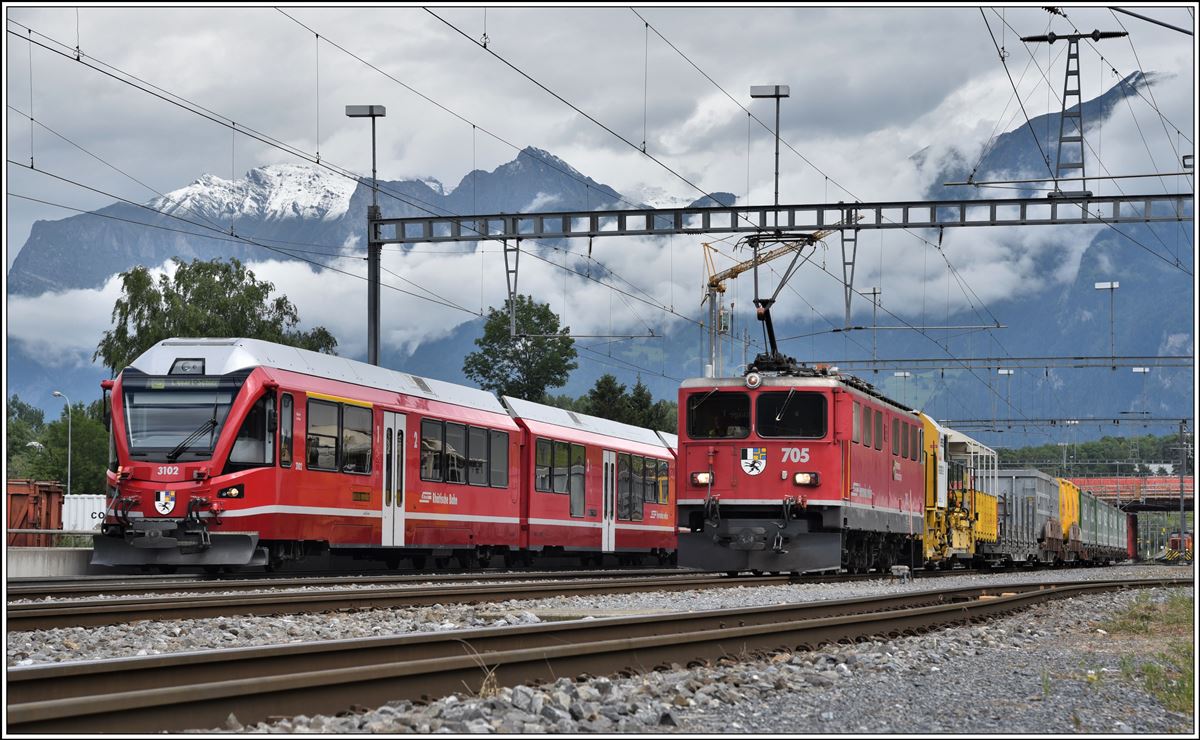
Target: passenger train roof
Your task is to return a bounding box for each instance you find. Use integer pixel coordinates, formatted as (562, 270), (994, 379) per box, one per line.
(503, 396), (671, 450)
(128, 338), (508, 415)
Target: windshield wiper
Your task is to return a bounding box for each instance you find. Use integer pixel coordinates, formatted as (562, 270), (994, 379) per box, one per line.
(692, 388), (719, 408)
(166, 417), (218, 462)
(775, 388), (796, 422)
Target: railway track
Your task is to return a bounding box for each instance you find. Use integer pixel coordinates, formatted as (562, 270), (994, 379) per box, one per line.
(7, 576), (1188, 733)
(5, 567), (692, 600)
(3, 567), (1090, 630)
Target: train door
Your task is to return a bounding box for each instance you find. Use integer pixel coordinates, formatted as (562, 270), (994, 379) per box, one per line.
(602, 449), (617, 552)
(381, 411), (407, 546)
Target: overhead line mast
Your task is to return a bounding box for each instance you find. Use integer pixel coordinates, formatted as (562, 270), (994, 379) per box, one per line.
(1018, 28), (1128, 197)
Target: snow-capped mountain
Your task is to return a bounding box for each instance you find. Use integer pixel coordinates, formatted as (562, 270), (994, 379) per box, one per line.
(152, 164), (359, 222)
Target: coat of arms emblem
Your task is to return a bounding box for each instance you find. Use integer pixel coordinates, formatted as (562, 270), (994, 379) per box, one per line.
(740, 447), (767, 476)
(154, 490), (176, 515)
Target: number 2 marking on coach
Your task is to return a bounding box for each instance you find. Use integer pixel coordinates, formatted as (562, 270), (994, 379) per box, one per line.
(781, 447), (810, 463)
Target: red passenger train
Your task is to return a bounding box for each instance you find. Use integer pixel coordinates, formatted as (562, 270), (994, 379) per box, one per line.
(676, 364), (924, 574)
(94, 338), (676, 570)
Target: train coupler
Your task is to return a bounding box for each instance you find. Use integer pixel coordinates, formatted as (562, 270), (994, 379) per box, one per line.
(772, 531), (788, 554)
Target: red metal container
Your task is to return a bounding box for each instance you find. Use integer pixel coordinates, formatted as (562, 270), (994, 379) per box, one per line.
(6, 479), (64, 546)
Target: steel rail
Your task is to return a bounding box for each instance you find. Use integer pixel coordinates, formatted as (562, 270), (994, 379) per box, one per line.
(6, 574), (809, 630)
(5, 567), (692, 600)
(6, 565), (992, 602)
(6, 577), (1188, 733)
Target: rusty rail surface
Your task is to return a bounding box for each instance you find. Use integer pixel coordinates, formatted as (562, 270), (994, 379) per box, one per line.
(6, 577), (1189, 733)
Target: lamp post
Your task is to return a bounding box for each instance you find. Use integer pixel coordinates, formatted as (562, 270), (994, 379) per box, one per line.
(997, 368), (1014, 411)
(346, 105), (387, 366)
(1095, 281), (1119, 370)
(893, 371), (911, 406)
(52, 390), (71, 496)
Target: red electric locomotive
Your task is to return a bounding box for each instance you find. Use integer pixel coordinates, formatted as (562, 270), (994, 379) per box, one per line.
(93, 337), (676, 571)
(676, 362), (924, 574)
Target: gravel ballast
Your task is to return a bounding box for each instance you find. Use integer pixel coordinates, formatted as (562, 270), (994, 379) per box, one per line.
(188, 584), (1192, 734)
(6, 564), (1185, 667)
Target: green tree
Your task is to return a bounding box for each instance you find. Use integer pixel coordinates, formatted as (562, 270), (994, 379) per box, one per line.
(94, 257), (337, 375)
(25, 401), (110, 494)
(583, 374), (631, 424)
(463, 295), (578, 401)
(627, 377), (654, 428)
(6, 395), (46, 479)
(650, 399), (679, 435)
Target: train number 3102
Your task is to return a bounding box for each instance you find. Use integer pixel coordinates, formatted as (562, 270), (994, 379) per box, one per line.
(780, 447), (810, 463)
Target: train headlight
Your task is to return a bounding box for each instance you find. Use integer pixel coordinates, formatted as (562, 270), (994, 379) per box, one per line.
(745, 372), (762, 389)
(691, 472), (714, 486)
(793, 472), (820, 486)
(217, 484), (244, 499)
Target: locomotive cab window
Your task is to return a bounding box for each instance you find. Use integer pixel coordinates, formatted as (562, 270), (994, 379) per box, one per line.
(687, 391), (750, 439)
(756, 391), (826, 438)
(226, 393), (275, 473)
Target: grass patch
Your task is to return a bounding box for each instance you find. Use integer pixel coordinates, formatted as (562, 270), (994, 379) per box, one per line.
(1103, 593), (1194, 715)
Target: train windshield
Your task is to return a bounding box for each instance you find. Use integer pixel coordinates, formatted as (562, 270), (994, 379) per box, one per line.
(121, 374), (246, 460)
(686, 391), (750, 439)
(756, 391), (826, 438)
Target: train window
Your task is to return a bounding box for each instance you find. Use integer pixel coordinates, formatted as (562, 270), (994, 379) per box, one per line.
(467, 426), (489, 486)
(658, 459), (670, 504)
(535, 438), (553, 492)
(307, 400), (339, 471)
(490, 431), (509, 487)
(852, 401), (860, 444)
(617, 453), (632, 520)
(444, 423), (467, 483)
(861, 405), (872, 448)
(552, 440), (570, 494)
(686, 392), (750, 439)
(756, 392), (826, 438)
(569, 444), (586, 517)
(873, 410), (883, 451)
(342, 405), (372, 474)
(645, 457), (659, 504)
(227, 393), (275, 472)
(900, 422), (909, 459)
(891, 418), (900, 456)
(630, 455), (644, 521)
(910, 425), (919, 462)
(420, 419), (444, 482)
(279, 394), (293, 468)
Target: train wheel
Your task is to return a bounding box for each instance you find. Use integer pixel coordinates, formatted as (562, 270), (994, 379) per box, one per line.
(411, 555), (427, 571)
(433, 556), (451, 570)
(157, 565), (178, 575)
(725, 570), (740, 577)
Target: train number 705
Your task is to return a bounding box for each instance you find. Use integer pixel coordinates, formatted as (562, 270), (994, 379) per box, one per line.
(780, 447), (810, 463)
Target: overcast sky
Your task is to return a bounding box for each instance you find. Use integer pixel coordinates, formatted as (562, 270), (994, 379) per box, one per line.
(3, 3), (1195, 371)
